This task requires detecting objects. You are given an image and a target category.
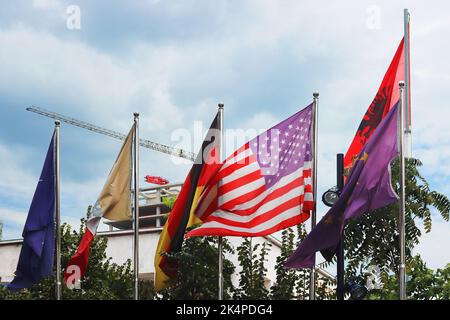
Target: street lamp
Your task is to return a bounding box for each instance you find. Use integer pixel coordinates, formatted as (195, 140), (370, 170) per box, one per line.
(322, 186), (340, 207)
(344, 281), (369, 300)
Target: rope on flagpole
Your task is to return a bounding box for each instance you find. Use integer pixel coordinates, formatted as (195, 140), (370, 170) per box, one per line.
(309, 92), (319, 300)
(218, 103), (225, 300)
(404, 8), (412, 158)
(54, 121), (62, 300)
(133, 113), (140, 300)
(398, 81), (407, 300)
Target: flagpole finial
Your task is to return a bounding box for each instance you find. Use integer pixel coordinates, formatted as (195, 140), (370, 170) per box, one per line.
(55, 120), (60, 127)
(399, 81), (405, 88)
(313, 92), (319, 98)
(218, 103), (224, 109)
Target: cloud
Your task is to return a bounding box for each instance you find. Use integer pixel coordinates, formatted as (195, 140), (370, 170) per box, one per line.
(0, 25), (187, 134)
(0, 143), (38, 203)
(0, 205), (85, 240)
(415, 215), (450, 270)
(0, 0), (449, 271)
(32, 0), (61, 9)
(0, 207), (27, 226)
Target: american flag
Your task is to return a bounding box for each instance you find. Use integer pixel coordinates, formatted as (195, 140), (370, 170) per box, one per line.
(187, 104), (314, 237)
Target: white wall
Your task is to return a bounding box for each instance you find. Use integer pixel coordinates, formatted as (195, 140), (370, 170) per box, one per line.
(0, 229), (282, 289)
(0, 241), (21, 283)
(102, 231), (162, 274)
(101, 230), (282, 289)
(227, 236), (281, 289)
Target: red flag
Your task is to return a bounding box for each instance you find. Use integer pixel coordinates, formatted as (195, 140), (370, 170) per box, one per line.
(344, 38), (405, 172)
(65, 228), (94, 281)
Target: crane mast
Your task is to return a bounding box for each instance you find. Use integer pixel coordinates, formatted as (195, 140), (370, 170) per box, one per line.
(26, 106), (196, 161)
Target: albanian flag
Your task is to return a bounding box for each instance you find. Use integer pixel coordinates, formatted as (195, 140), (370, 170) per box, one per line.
(154, 112), (222, 291)
(344, 38), (405, 173)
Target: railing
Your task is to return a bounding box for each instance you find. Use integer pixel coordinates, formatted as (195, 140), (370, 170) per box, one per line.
(114, 183), (336, 283)
(138, 183), (182, 228)
(105, 183), (183, 230)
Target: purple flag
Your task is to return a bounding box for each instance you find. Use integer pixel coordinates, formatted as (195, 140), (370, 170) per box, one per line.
(285, 102), (400, 269)
(7, 131), (56, 291)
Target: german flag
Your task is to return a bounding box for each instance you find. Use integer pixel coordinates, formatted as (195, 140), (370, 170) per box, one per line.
(154, 112), (222, 291)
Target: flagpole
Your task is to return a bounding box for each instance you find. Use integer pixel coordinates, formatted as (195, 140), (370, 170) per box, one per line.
(218, 103), (224, 300)
(54, 120), (62, 300)
(309, 92), (319, 300)
(398, 81), (407, 300)
(133, 113), (140, 300)
(336, 153), (345, 300)
(404, 8), (412, 158)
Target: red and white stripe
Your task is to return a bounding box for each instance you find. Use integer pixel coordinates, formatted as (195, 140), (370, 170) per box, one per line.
(187, 143), (313, 237)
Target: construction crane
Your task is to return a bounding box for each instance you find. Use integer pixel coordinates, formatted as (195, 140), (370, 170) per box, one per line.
(26, 106), (196, 161)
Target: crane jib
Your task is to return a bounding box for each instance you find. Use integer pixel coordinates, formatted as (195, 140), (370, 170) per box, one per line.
(26, 106), (196, 162)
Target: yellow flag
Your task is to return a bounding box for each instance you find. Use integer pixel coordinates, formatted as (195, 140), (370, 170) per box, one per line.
(97, 124), (134, 221)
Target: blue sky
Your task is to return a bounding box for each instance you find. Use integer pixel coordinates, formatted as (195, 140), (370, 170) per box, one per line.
(0, 0), (449, 270)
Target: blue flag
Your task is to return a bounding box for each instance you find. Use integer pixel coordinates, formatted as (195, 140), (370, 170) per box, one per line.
(7, 132), (56, 291)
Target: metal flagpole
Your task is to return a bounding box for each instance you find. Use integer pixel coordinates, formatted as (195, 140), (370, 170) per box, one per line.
(404, 8), (412, 158)
(398, 81), (407, 300)
(336, 153), (345, 300)
(54, 121), (62, 300)
(133, 113), (140, 300)
(217, 103), (224, 300)
(309, 92), (319, 300)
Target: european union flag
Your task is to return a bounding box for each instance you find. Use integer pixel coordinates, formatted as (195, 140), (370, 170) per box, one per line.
(7, 132), (56, 291)
(285, 102), (400, 269)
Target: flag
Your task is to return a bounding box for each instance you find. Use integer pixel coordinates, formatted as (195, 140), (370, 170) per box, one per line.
(64, 124), (134, 284)
(8, 131), (56, 291)
(404, 10), (412, 157)
(154, 113), (221, 291)
(285, 102), (400, 269)
(344, 38), (405, 173)
(187, 103), (313, 238)
(145, 175), (169, 185)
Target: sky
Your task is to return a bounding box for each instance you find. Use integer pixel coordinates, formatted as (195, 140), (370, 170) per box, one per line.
(0, 0), (449, 271)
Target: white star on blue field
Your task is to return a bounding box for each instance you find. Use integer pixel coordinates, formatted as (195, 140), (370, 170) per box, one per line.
(0, 0), (449, 270)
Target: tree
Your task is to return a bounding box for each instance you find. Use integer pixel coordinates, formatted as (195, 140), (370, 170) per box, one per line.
(0, 215), (155, 300)
(157, 234), (235, 300)
(366, 255), (450, 300)
(293, 224), (311, 299)
(156, 196), (235, 300)
(343, 158), (450, 298)
(233, 237), (271, 300)
(293, 224), (336, 300)
(270, 228), (297, 299)
(269, 224), (336, 300)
